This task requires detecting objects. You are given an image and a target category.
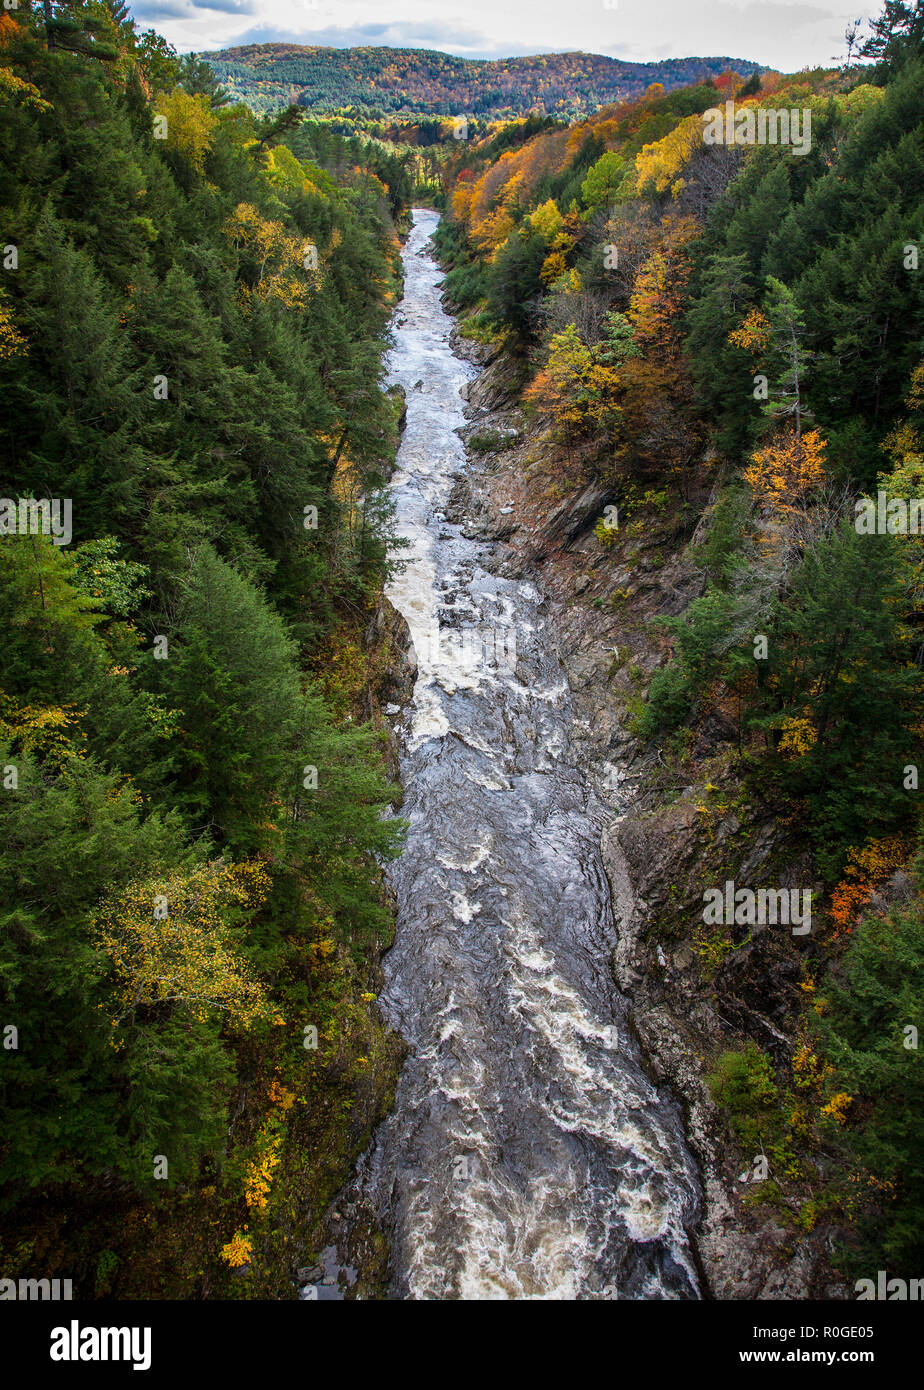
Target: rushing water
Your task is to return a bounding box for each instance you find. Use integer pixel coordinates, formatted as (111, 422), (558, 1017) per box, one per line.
(356, 208), (701, 1300)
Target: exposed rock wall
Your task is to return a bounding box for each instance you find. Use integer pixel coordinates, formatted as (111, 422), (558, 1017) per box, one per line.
(452, 329), (847, 1299)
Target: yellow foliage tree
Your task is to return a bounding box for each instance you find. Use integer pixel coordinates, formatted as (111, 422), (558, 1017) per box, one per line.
(471, 205), (515, 259)
(829, 835), (909, 938)
(628, 216), (699, 357)
(157, 89), (217, 172)
(634, 114), (703, 198)
(0, 691), (80, 766)
(728, 308), (771, 358)
(0, 65), (51, 113)
(524, 323), (622, 439)
(458, 128), (571, 254)
(265, 144), (313, 196)
(0, 290), (27, 361)
(96, 860), (271, 1028)
(225, 202), (319, 307)
(527, 198), (563, 241)
(451, 179), (475, 224)
(244, 1126), (283, 1212)
(0, 14), (52, 113)
(220, 1229), (253, 1267)
(778, 714), (817, 759)
(540, 249), (567, 286)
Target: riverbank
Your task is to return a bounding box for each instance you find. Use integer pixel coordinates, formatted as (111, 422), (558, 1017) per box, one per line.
(327, 210), (708, 1300)
(449, 327), (848, 1299)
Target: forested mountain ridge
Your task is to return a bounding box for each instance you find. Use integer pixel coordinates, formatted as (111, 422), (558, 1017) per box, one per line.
(202, 44), (763, 118)
(0, 2), (417, 1296)
(434, 9), (924, 1284)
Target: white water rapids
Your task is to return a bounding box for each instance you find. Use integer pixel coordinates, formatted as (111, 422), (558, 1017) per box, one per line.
(353, 208), (702, 1300)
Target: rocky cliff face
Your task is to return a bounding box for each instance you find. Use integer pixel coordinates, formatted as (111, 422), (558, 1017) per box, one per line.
(450, 327), (847, 1299)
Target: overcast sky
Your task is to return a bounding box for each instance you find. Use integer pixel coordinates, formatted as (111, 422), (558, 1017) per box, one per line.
(127, 0), (873, 72)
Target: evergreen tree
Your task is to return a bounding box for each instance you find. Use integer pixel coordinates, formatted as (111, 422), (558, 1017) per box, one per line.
(750, 523), (918, 877)
(0, 748), (188, 1190)
(818, 880), (924, 1274)
(153, 545), (303, 852)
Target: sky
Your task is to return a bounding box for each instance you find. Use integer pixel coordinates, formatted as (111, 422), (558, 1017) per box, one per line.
(126, 0), (873, 73)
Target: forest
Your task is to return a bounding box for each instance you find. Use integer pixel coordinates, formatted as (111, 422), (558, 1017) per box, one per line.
(2, 0), (923, 1304)
(434, 6), (924, 1276)
(204, 43), (763, 119)
(0, 1), (417, 1295)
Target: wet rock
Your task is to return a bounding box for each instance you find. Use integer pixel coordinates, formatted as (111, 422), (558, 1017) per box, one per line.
(387, 383), (407, 435)
(451, 325), (845, 1300)
(535, 480), (617, 554)
(448, 326), (502, 368)
(444, 475), (471, 525)
(364, 596), (417, 711)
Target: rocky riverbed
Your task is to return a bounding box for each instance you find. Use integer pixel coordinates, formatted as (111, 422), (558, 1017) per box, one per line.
(448, 317), (847, 1300)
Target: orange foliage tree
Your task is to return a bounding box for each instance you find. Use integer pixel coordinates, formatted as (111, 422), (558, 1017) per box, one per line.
(744, 427), (827, 515)
(628, 216), (699, 359)
(829, 837), (910, 939)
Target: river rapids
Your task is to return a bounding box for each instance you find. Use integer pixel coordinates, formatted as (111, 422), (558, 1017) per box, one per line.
(352, 208), (702, 1301)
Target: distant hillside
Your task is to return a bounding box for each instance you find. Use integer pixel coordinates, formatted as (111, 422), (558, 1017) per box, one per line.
(201, 45), (763, 118)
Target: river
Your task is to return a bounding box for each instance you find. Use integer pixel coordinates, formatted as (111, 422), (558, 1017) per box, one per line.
(353, 207), (702, 1300)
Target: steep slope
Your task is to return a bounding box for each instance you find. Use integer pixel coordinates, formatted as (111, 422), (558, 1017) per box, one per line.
(201, 44), (762, 117)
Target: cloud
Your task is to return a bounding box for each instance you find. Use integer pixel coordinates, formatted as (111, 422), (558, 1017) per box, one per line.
(212, 20), (560, 59)
(128, 0), (858, 71)
(130, 0), (257, 23)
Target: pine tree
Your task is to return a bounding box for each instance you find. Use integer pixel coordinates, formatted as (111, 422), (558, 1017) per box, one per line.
(0, 747), (187, 1189)
(153, 545), (304, 852)
(818, 879), (924, 1273)
(860, 0), (924, 76)
(10, 212), (147, 541)
(750, 522), (918, 877)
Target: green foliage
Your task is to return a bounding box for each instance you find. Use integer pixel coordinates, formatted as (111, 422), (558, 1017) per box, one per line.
(152, 545), (303, 850)
(859, 0), (924, 78)
(748, 524), (919, 879)
(687, 57), (924, 475)
(686, 251), (755, 457)
(708, 1043), (779, 1151)
(636, 589), (754, 739)
(466, 428), (516, 453)
(0, 746), (190, 1191)
(201, 45), (761, 121)
(635, 662), (693, 739)
(694, 484), (750, 588)
(0, 5), (407, 1242)
(580, 151), (626, 213)
(817, 881), (924, 1274)
(486, 226), (549, 342)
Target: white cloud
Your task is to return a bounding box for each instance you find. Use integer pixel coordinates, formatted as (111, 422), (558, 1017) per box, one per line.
(126, 0), (864, 71)
(223, 21), (523, 57)
(132, 0), (257, 21)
